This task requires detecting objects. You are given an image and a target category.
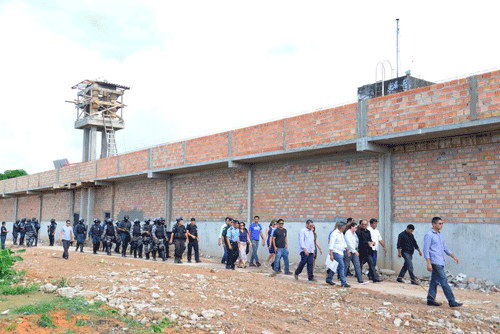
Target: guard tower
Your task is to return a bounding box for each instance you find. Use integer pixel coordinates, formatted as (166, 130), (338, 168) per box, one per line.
(71, 80), (130, 161)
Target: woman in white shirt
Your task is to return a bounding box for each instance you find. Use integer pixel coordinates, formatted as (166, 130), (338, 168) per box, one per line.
(344, 222), (367, 284)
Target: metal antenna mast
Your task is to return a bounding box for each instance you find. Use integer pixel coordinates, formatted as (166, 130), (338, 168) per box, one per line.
(396, 18), (400, 77)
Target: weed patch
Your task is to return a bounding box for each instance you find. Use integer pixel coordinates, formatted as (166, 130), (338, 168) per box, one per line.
(38, 314), (55, 328)
(1, 283), (39, 295)
(14, 301), (55, 314)
(150, 317), (173, 333)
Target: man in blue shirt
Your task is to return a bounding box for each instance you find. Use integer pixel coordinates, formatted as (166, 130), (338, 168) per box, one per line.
(226, 220), (240, 270)
(248, 216), (265, 267)
(423, 217), (462, 308)
(294, 219), (316, 281)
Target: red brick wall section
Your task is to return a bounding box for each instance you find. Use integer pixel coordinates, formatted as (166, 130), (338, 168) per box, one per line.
(253, 156), (379, 222)
(232, 120), (284, 157)
(16, 175), (29, 191)
(393, 143), (500, 224)
(41, 191), (71, 221)
(3, 179), (16, 193)
(367, 79), (470, 137)
(286, 104), (358, 149)
(59, 164), (80, 184)
(114, 179), (166, 220)
(97, 156), (119, 178)
(476, 70), (500, 119)
(172, 169), (248, 221)
(18, 195), (40, 219)
(29, 173), (40, 189)
(185, 132), (229, 164)
(119, 149), (149, 175)
(0, 197), (15, 221)
(80, 161), (97, 181)
(94, 186), (113, 219)
(151, 142), (184, 169)
(39, 170), (58, 187)
(0, 180), (4, 194)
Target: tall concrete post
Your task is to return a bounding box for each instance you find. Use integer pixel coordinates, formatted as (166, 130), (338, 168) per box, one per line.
(87, 187), (95, 222)
(101, 131), (108, 159)
(14, 197), (19, 222)
(378, 153), (393, 270)
(247, 168), (254, 224)
(82, 128), (90, 161)
(69, 190), (75, 222)
(38, 194), (43, 222)
(165, 176), (172, 229)
(89, 126), (97, 161)
(80, 188), (88, 223)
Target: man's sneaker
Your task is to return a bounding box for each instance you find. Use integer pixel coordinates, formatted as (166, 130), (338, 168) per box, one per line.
(256, 262), (261, 267)
(284, 272), (293, 275)
(294, 273), (298, 280)
(187, 260), (191, 263)
(449, 301), (463, 308)
(249, 263), (256, 267)
(427, 300), (442, 307)
(359, 281), (369, 285)
(309, 278), (318, 282)
(341, 283), (351, 288)
(373, 279), (383, 283)
(411, 280), (420, 285)
(326, 280), (335, 286)
(196, 260), (202, 263)
(396, 277), (404, 283)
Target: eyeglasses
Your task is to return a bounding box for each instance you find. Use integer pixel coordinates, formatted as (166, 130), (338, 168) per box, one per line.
(436, 222), (443, 225)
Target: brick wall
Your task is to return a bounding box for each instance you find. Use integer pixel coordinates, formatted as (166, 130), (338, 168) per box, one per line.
(97, 156), (119, 178)
(185, 132), (229, 164)
(477, 70), (500, 119)
(59, 164), (80, 184)
(114, 179), (166, 220)
(29, 174), (40, 189)
(151, 142), (184, 169)
(74, 189), (81, 214)
(172, 169), (248, 221)
(0, 197), (15, 222)
(393, 142), (500, 224)
(232, 120), (284, 157)
(367, 79), (470, 137)
(16, 175), (29, 191)
(3, 178), (16, 193)
(94, 186), (113, 219)
(41, 191), (71, 221)
(40, 170), (58, 187)
(286, 103), (358, 149)
(253, 155), (379, 223)
(80, 161), (97, 181)
(119, 149), (149, 175)
(17, 195), (41, 219)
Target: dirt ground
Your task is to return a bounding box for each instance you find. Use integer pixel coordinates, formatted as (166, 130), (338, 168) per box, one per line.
(1, 245), (499, 333)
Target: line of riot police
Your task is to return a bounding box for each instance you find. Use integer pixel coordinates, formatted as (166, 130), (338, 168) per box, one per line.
(12, 217), (41, 247)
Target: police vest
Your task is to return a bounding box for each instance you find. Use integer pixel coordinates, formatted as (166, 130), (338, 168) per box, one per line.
(173, 225), (186, 240)
(154, 225), (165, 238)
(105, 224), (115, 236)
(132, 224), (141, 237)
(91, 225), (101, 236)
(49, 223), (57, 233)
(76, 224), (86, 234)
(142, 224), (152, 237)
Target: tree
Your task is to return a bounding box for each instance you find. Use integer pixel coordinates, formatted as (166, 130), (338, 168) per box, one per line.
(0, 170), (28, 180)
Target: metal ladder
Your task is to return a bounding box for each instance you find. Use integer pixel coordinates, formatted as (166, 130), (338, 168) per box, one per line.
(103, 113), (118, 157)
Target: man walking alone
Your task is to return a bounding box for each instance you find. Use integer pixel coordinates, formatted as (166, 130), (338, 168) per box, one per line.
(248, 216), (265, 267)
(396, 224), (422, 284)
(59, 220), (75, 260)
(294, 220), (316, 282)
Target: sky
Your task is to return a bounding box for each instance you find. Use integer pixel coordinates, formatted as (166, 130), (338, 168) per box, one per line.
(0, 0), (499, 174)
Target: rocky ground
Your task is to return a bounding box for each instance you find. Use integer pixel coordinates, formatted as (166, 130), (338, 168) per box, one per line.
(2, 245), (500, 333)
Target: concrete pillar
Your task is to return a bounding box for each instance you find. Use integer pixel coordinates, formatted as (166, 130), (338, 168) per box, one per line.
(111, 183), (116, 220)
(100, 131), (108, 159)
(378, 153), (393, 270)
(89, 127), (97, 161)
(38, 194), (43, 222)
(14, 197), (19, 222)
(82, 128), (90, 162)
(80, 188), (88, 223)
(165, 176), (172, 229)
(69, 190), (75, 221)
(87, 187), (95, 221)
(247, 168), (254, 224)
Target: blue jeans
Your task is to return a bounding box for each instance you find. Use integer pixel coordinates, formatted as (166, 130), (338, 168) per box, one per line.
(398, 252), (416, 281)
(250, 239), (260, 264)
(1, 235), (6, 249)
(428, 264), (456, 303)
(327, 252), (346, 285)
(274, 248), (290, 273)
(344, 251), (363, 283)
(295, 251), (314, 280)
(368, 250), (378, 279)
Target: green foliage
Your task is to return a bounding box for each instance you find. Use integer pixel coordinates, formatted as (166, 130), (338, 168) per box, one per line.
(6, 323), (17, 331)
(0, 170), (28, 180)
(55, 276), (69, 288)
(1, 283), (39, 295)
(14, 301), (55, 314)
(38, 314), (55, 328)
(76, 318), (91, 326)
(0, 249), (25, 281)
(150, 317), (173, 332)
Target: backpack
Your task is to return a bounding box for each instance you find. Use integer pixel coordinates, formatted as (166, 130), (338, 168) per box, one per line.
(77, 224), (85, 234)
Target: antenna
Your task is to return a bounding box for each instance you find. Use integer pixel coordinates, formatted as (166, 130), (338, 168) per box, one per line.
(396, 18), (400, 77)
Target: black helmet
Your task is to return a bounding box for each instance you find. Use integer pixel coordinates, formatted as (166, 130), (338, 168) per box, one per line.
(144, 218), (150, 224)
(16, 219), (20, 223)
(32, 217), (37, 222)
(124, 215), (130, 220)
(133, 219), (140, 224)
(50, 218), (56, 223)
(93, 218), (100, 224)
(27, 218), (31, 223)
(106, 218), (113, 224)
(21, 218), (26, 223)
(79, 218), (84, 223)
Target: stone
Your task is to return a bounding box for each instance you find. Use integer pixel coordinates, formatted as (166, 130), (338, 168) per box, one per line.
(57, 287), (77, 298)
(379, 269), (396, 276)
(190, 314), (199, 321)
(382, 302), (392, 306)
(77, 290), (98, 299)
(467, 283), (480, 290)
(466, 276), (476, 284)
(398, 313), (411, 318)
(1, 310), (9, 315)
(454, 273), (467, 283)
(40, 283), (57, 293)
(394, 318), (402, 327)
(496, 302), (500, 309)
(152, 292), (160, 299)
(452, 310), (461, 318)
(180, 311), (190, 317)
(262, 331), (274, 334)
(403, 320), (409, 326)
(201, 309), (216, 319)
(487, 316), (500, 324)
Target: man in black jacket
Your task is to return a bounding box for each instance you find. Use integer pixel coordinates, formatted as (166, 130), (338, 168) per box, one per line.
(356, 219), (382, 283)
(396, 224), (423, 284)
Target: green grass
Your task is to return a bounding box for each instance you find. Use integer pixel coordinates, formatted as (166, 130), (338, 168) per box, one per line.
(5, 323), (17, 331)
(14, 301), (55, 314)
(1, 283), (39, 295)
(150, 317), (173, 333)
(75, 318), (91, 326)
(54, 276), (69, 288)
(38, 314), (55, 328)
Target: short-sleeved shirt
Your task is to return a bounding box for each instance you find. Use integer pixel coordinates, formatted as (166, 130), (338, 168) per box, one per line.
(61, 225), (73, 241)
(368, 226), (382, 252)
(249, 222), (262, 240)
(227, 226), (240, 243)
(186, 224), (198, 242)
(1, 226), (7, 236)
(273, 228), (287, 249)
(239, 231), (248, 243)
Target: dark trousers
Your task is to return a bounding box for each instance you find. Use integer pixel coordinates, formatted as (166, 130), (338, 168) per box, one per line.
(368, 250), (378, 279)
(62, 240), (70, 259)
(19, 233), (25, 245)
(174, 239), (185, 259)
(360, 252), (380, 281)
(398, 252), (416, 281)
(221, 245), (228, 263)
(75, 242), (84, 252)
(226, 242), (239, 268)
(187, 240), (199, 262)
(34, 233), (38, 246)
(164, 239), (170, 258)
(121, 234), (130, 256)
(1, 235), (6, 249)
(49, 234), (55, 246)
(13, 231), (18, 245)
(93, 242), (100, 254)
(295, 251), (314, 280)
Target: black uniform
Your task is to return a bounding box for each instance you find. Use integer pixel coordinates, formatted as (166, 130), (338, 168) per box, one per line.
(47, 219), (57, 246)
(152, 219), (167, 261)
(186, 223), (200, 263)
(25, 219), (35, 247)
(19, 218), (26, 246)
(142, 219), (153, 260)
(102, 219), (116, 255)
(172, 222), (187, 263)
(12, 220), (20, 245)
(130, 219), (143, 258)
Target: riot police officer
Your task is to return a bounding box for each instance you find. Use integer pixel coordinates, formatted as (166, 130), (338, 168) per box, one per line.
(12, 219), (20, 245)
(33, 217), (40, 246)
(170, 216), (187, 264)
(142, 218), (153, 260)
(100, 219), (106, 252)
(130, 219), (143, 258)
(74, 218), (87, 252)
(89, 218), (103, 254)
(47, 219), (57, 246)
(102, 218), (116, 256)
(117, 215), (132, 257)
(151, 218), (167, 261)
(19, 218), (26, 246)
(25, 218), (35, 247)
(113, 220), (121, 253)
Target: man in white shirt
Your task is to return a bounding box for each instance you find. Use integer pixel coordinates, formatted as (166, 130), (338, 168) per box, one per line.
(326, 221), (350, 288)
(368, 218), (387, 280)
(344, 221), (366, 284)
(294, 220), (316, 281)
